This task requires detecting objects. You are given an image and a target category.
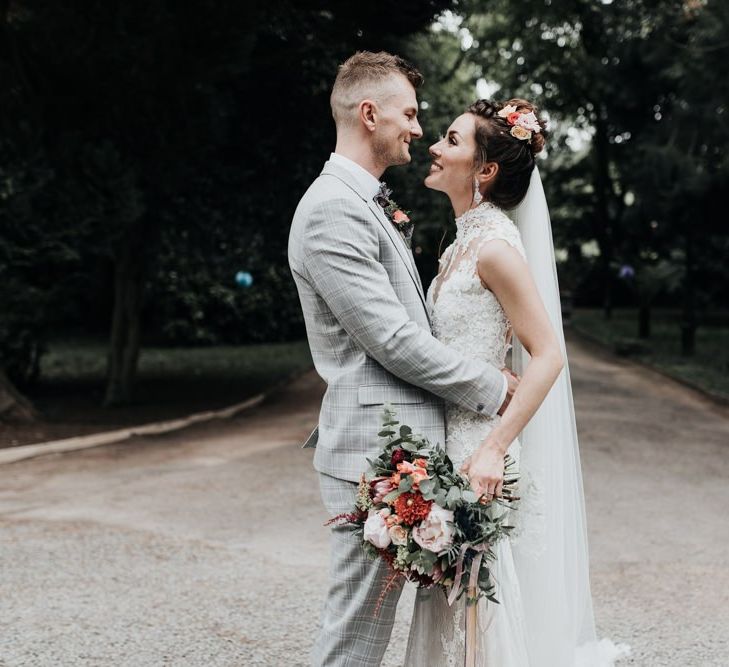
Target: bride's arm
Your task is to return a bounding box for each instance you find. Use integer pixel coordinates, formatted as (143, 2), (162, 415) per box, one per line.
(462, 238), (564, 499)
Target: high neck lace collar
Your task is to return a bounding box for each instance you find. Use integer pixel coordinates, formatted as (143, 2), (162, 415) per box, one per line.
(454, 201), (507, 244)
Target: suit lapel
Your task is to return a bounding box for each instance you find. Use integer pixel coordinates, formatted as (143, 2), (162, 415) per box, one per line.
(321, 162), (430, 322)
(366, 199), (429, 314)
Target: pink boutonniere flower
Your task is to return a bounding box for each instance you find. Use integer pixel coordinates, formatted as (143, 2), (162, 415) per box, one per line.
(374, 182), (415, 247)
(392, 209), (410, 224)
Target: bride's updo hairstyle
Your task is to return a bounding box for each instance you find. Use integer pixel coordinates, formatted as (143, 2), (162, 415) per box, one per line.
(466, 98), (547, 209)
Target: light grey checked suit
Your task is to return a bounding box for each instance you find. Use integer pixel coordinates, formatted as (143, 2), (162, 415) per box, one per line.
(288, 156), (507, 666)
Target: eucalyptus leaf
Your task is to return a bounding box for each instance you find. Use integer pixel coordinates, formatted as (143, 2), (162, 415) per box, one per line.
(419, 478), (435, 494)
(462, 490), (478, 503)
(383, 489), (402, 503)
(446, 485), (461, 506)
(420, 549), (437, 566)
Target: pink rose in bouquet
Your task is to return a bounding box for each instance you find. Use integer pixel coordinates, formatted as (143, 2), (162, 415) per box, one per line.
(388, 524), (408, 546)
(412, 504), (455, 552)
(363, 508), (392, 549)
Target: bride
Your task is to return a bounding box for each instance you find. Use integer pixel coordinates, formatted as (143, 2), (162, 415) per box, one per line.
(403, 98), (630, 666)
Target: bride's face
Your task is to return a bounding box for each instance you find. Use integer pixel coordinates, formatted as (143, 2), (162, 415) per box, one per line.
(424, 113), (478, 196)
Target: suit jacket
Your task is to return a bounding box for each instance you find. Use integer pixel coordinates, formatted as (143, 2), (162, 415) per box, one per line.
(288, 159), (505, 482)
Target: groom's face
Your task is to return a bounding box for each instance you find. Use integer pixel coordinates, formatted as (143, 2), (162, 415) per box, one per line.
(371, 74), (423, 167)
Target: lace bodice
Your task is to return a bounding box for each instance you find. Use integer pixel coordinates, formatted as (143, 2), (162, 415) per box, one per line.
(425, 202), (526, 464)
(426, 202), (526, 372)
(425, 201), (541, 539)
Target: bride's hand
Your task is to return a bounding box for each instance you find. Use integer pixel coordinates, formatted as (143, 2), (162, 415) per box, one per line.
(460, 442), (506, 501)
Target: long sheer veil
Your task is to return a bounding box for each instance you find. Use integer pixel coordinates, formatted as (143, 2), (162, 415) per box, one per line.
(507, 168), (630, 665)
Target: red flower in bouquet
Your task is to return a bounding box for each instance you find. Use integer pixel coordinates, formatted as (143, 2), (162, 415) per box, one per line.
(394, 492), (432, 525)
(391, 448), (407, 466)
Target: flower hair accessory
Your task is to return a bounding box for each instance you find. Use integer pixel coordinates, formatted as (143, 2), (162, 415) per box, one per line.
(497, 104), (541, 142)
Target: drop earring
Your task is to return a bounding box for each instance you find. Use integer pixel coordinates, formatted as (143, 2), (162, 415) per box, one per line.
(473, 176), (483, 206)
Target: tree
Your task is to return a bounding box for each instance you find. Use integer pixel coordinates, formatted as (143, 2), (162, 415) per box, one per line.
(0, 370), (38, 422)
(457, 0), (690, 319)
(0, 0), (458, 415)
(631, 0), (729, 355)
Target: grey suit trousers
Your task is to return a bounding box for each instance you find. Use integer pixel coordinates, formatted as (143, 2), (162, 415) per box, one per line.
(312, 473), (404, 666)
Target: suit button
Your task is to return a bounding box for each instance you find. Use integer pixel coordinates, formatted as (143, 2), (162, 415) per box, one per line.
(476, 403), (484, 412)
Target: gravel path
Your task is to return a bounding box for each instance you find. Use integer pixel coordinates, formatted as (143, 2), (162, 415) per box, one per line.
(1, 334), (728, 666)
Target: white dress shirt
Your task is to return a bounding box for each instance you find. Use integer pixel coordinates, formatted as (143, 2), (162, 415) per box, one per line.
(329, 152), (381, 201)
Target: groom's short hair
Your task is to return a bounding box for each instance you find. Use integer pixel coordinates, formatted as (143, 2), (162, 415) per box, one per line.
(330, 51), (423, 128)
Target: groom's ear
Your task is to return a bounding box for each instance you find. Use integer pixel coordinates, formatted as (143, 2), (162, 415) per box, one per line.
(359, 100), (377, 132)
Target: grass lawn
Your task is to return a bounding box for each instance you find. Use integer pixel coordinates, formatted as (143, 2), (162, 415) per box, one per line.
(571, 308), (729, 398)
(2, 340), (313, 447)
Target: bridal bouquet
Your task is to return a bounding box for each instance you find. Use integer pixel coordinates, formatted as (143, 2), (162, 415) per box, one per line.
(329, 405), (518, 612)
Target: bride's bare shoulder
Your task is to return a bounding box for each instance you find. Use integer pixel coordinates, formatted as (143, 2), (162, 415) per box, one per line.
(476, 238), (526, 271)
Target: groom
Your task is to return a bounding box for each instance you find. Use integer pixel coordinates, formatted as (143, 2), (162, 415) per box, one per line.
(288, 51), (517, 666)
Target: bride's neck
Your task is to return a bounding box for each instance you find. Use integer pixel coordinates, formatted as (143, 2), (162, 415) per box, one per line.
(450, 189), (478, 218)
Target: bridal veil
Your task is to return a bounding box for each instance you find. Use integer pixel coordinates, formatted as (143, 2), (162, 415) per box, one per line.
(508, 167), (630, 665)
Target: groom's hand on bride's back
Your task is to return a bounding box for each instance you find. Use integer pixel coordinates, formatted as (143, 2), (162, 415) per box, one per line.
(497, 368), (520, 416)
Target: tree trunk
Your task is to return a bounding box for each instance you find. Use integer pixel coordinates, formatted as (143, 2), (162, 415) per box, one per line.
(680, 233), (696, 356)
(592, 114), (615, 320)
(0, 369), (39, 422)
(638, 303), (651, 339)
(104, 232), (144, 406)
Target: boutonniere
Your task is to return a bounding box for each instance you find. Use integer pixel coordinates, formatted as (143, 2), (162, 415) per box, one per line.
(374, 182), (415, 247)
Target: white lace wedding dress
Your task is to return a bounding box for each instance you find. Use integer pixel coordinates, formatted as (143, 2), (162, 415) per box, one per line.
(403, 202), (531, 667)
(403, 201), (629, 666)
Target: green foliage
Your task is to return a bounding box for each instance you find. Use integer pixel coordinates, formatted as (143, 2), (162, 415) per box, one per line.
(572, 307), (729, 396)
(441, 0), (727, 347)
(386, 17), (494, 283)
(0, 0), (458, 386)
(39, 337), (313, 400)
(2, 0), (726, 388)
(616, 254), (684, 305)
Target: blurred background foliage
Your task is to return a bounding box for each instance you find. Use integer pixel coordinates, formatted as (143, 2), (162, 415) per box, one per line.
(1, 0), (727, 415)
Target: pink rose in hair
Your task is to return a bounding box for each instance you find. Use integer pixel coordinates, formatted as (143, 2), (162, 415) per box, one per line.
(515, 111), (541, 133)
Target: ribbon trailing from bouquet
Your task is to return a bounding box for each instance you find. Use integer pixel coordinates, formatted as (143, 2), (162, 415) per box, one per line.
(447, 541), (489, 606)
